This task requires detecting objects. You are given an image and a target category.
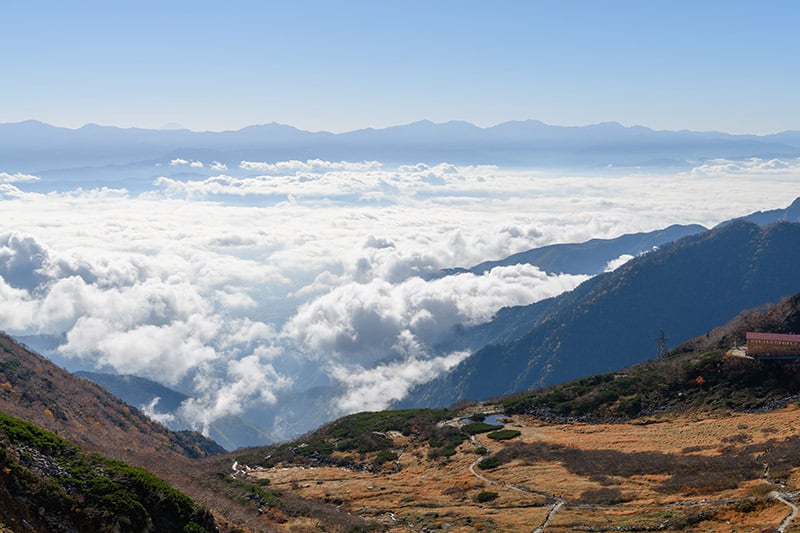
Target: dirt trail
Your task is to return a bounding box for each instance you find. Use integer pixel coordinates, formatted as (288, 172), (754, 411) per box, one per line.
(465, 431), (797, 533)
(772, 492), (799, 532)
(468, 435), (564, 532)
(531, 500), (564, 533)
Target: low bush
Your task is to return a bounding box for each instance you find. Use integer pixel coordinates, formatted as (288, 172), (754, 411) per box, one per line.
(492, 440), (762, 495)
(462, 422), (503, 435)
(577, 487), (628, 505)
(0, 411), (214, 532)
(477, 456), (503, 470)
(373, 449), (398, 466)
(474, 491), (499, 503)
(487, 429), (521, 440)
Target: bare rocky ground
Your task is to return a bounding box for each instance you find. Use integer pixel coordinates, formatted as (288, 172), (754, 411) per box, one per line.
(236, 404), (800, 532)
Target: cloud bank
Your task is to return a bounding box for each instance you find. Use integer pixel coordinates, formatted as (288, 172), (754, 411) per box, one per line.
(0, 158), (797, 440)
(0, 172), (40, 183)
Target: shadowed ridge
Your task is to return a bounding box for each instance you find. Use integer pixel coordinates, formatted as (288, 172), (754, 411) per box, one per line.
(0, 332), (224, 464)
(406, 220), (800, 408)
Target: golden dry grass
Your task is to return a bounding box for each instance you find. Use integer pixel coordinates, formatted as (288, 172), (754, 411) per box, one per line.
(237, 404), (800, 532)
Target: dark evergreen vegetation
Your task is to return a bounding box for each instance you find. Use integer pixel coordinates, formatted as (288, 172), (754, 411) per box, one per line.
(502, 292), (800, 422)
(0, 410), (216, 532)
(410, 221), (800, 408)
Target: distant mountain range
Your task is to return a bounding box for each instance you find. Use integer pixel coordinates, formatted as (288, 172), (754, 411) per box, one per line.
(2, 119), (800, 172)
(405, 219), (800, 408)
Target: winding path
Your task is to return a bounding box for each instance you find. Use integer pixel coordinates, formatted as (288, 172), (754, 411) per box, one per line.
(771, 492), (798, 533)
(464, 433), (794, 533)
(468, 435), (565, 532)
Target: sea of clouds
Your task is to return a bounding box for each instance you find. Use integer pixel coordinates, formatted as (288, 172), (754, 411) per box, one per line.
(0, 158), (798, 439)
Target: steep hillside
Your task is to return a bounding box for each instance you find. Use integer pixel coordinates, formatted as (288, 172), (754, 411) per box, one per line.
(0, 333), (394, 531)
(676, 291), (800, 353)
(408, 220), (800, 407)
(0, 334), (249, 527)
(0, 333), (223, 464)
(0, 411), (216, 532)
(502, 292), (800, 422)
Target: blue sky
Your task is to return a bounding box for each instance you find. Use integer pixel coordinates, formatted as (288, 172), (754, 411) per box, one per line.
(2, 1), (798, 133)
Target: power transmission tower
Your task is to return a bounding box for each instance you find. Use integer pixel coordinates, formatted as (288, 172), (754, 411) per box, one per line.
(656, 329), (667, 359)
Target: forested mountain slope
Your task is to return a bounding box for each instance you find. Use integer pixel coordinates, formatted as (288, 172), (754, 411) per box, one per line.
(408, 220), (800, 407)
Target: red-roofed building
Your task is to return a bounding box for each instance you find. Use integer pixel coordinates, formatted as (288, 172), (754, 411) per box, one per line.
(746, 332), (800, 358)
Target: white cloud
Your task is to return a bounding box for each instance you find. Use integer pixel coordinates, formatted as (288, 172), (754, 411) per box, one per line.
(0, 171), (40, 183)
(604, 254), (635, 272)
(62, 314), (220, 384)
(239, 159), (382, 173)
(178, 351), (292, 435)
(0, 161), (798, 440)
(170, 158), (204, 168)
(330, 351), (471, 413)
(210, 161), (228, 171)
(155, 162), (506, 205)
(0, 184), (27, 198)
(141, 397), (176, 426)
(284, 265), (590, 364)
(689, 157), (800, 178)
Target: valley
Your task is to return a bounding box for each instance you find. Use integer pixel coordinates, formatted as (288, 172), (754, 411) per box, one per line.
(4, 5), (800, 531)
(3, 288), (800, 531)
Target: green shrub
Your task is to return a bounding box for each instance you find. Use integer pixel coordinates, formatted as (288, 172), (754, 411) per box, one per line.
(374, 449), (398, 466)
(487, 429), (521, 440)
(0, 411), (212, 531)
(477, 456), (503, 470)
(462, 422), (503, 435)
(474, 491), (499, 503)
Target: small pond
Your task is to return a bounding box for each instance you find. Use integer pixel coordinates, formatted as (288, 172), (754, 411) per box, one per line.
(462, 413), (507, 426)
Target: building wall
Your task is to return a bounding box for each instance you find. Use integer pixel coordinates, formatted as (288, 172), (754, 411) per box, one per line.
(746, 338), (800, 357)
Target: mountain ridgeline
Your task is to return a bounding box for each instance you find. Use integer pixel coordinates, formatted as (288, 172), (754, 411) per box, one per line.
(406, 220), (800, 408)
(433, 223), (707, 278)
(0, 333), (223, 463)
(3, 119), (800, 173)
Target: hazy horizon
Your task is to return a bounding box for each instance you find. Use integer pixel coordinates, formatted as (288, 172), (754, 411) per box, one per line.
(3, 2), (799, 134)
(3, 117), (799, 137)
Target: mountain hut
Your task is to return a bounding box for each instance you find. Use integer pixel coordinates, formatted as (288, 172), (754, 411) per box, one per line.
(745, 332), (800, 359)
